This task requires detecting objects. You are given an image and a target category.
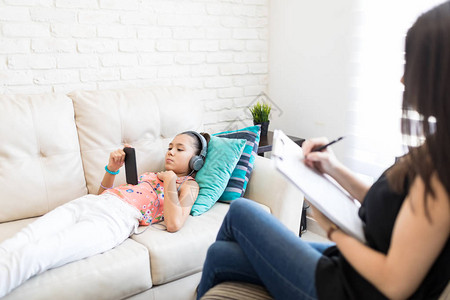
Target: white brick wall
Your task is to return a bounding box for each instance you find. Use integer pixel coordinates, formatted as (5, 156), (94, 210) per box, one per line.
(0, 0), (269, 133)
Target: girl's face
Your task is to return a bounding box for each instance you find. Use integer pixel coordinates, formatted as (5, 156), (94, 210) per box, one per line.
(165, 134), (197, 176)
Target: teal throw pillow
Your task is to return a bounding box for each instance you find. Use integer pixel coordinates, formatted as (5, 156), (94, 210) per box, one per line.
(213, 125), (261, 202)
(191, 136), (246, 216)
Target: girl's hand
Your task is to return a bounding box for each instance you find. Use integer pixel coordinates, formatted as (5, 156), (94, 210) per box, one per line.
(157, 170), (177, 182)
(302, 137), (340, 175)
(107, 144), (132, 172)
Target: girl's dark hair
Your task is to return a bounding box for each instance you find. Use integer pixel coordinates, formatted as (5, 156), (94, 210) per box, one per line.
(181, 132), (211, 156)
(387, 1), (450, 217)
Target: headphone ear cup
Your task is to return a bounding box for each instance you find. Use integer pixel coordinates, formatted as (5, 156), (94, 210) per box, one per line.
(190, 155), (204, 171)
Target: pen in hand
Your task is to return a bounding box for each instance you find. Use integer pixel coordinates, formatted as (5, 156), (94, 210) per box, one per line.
(312, 136), (345, 152)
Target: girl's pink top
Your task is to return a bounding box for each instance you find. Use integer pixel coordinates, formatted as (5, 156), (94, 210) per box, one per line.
(104, 172), (194, 226)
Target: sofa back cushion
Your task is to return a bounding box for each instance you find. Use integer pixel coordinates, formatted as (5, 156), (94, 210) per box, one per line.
(68, 87), (203, 194)
(0, 94), (87, 223)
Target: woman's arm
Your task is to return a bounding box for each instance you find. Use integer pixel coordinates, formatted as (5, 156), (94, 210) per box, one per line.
(158, 171), (199, 232)
(316, 174), (450, 299)
(326, 162), (371, 203)
(302, 138), (370, 202)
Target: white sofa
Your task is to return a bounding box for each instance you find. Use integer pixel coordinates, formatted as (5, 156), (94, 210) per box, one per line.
(0, 87), (304, 300)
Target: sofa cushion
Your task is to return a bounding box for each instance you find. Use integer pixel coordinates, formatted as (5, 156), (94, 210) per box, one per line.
(68, 87), (203, 194)
(0, 93), (87, 223)
(132, 202), (229, 285)
(2, 237), (151, 300)
(131, 201), (270, 286)
(134, 272), (202, 300)
(244, 156), (303, 234)
(214, 125), (261, 202)
(191, 136), (246, 216)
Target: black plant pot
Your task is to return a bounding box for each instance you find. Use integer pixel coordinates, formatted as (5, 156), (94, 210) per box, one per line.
(253, 120), (270, 136)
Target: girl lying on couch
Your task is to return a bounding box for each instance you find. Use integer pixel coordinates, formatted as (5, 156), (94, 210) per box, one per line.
(0, 131), (209, 298)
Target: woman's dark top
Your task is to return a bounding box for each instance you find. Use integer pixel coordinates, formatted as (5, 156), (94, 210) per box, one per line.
(314, 171), (450, 299)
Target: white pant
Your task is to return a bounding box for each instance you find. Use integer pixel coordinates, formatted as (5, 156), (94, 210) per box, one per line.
(0, 194), (141, 297)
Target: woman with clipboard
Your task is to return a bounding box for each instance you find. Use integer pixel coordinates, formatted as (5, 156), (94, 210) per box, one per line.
(197, 2), (450, 299)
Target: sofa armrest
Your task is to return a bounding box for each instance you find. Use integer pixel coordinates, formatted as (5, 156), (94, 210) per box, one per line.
(244, 156), (303, 235)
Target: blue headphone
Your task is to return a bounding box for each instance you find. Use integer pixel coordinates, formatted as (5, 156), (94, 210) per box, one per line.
(182, 131), (208, 171)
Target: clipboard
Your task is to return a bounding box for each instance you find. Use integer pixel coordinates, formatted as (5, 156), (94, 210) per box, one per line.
(271, 129), (366, 243)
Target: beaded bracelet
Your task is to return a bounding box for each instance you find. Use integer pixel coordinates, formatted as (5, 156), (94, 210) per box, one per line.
(100, 183), (113, 190)
(105, 165), (119, 175)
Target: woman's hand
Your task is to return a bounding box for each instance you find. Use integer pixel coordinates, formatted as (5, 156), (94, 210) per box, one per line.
(157, 170), (177, 182)
(303, 138), (370, 203)
(107, 144), (132, 172)
(302, 137), (341, 175)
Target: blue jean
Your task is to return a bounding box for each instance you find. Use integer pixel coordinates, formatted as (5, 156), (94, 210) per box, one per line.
(197, 198), (333, 300)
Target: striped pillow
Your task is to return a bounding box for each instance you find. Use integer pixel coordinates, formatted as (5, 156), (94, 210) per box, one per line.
(214, 125), (261, 202)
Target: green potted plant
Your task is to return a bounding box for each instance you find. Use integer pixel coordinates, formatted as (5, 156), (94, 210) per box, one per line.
(249, 101), (272, 136)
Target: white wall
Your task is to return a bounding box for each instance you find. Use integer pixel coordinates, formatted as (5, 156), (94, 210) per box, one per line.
(268, 0), (358, 161)
(268, 0), (444, 178)
(0, 0), (269, 134)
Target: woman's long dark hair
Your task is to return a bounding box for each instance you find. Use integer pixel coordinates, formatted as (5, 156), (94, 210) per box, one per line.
(387, 1), (450, 217)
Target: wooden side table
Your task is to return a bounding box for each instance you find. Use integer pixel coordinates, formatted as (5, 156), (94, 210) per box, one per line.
(258, 130), (305, 157)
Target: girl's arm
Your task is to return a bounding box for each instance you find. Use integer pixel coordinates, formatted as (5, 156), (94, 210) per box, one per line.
(158, 171), (199, 232)
(97, 147), (128, 195)
(97, 171), (117, 195)
(315, 174), (450, 299)
(302, 138), (371, 202)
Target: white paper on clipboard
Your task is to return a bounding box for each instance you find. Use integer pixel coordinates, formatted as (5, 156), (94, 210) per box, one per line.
(271, 129), (366, 243)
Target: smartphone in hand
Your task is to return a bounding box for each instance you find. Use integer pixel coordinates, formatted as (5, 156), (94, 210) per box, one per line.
(123, 147), (138, 185)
